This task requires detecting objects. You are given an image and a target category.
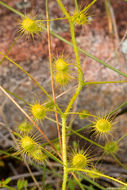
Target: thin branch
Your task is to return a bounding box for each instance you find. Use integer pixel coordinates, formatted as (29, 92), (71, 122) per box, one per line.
(46, 0), (62, 157)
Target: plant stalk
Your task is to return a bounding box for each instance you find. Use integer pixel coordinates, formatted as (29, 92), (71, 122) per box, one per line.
(65, 22), (84, 114)
(61, 115), (68, 190)
(46, 0), (62, 156)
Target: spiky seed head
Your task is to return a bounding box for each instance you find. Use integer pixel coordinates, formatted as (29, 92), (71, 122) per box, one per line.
(79, 110), (90, 119)
(95, 119), (111, 134)
(31, 103), (46, 120)
(30, 147), (47, 162)
(104, 141), (119, 154)
(75, 12), (88, 25)
(19, 16), (43, 37)
(72, 10), (89, 25)
(55, 72), (70, 86)
(18, 121), (33, 133)
(72, 153), (88, 169)
(21, 136), (36, 153)
(55, 59), (69, 72)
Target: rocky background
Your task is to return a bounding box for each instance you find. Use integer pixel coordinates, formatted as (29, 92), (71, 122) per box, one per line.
(0, 0), (127, 189)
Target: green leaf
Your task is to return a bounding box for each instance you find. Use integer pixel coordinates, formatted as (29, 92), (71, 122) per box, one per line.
(17, 179), (28, 190)
(0, 178), (11, 186)
(0, 178), (16, 190)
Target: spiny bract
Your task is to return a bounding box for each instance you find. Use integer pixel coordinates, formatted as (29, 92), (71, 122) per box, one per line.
(21, 136), (36, 153)
(92, 115), (114, 138)
(55, 72), (70, 86)
(30, 147), (47, 162)
(73, 11), (88, 25)
(71, 148), (91, 169)
(95, 119), (111, 133)
(55, 58), (69, 72)
(72, 153), (87, 169)
(31, 103), (46, 120)
(19, 16), (43, 37)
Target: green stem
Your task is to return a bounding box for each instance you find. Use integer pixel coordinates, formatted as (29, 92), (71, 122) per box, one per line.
(40, 147), (63, 165)
(3, 88), (30, 105)
(61, 115), (68, 190)
(74, 0), (97, 20)
(117, 132), (127, 143)
(65, 85), (82, 114)
(108, 101), (127, 116)
(72, 173), (85, 190)
(68, 168), (127, 186)
(0, 33), (21, 65)
(69, 22), (84, 83)
(56, 1), (84, 189)
(84, 80), (127, 86)
(0, 150), (22, 161)
(46, 116), (104, 151)
(65, 22), (84, 114)
(65, 112), (97, 118)
(56, 0), (70, 20)
(82, 175), (106, 190)
(111, 153), (127, 170)
(0, 1), (24, 17)
(75, 0), (79, 12)
(70, 128), (104, 149)
(81, 0), (97, 13)
(42, 118), (92, 146)
(0, 52), (51, 99)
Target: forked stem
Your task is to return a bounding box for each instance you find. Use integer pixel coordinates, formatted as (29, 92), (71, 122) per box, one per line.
(56, 0), (84, 189)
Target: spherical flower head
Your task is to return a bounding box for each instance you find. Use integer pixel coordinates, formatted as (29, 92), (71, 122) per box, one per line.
(72, 10), (89, 25)
(30, 147), (47, 162)
(31, 103), (46, 120)
(55, 72), (70, 86)
(95, 119), (111, 134)
(21, 136), (36, 153)
(72, 153), (88, 169)
(18, 121), (33, 133)
(75, 12), (88, 25)
(104, 141), (119, 154)
(19, 16), (43, 37)
(55, 59), (69, 72)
